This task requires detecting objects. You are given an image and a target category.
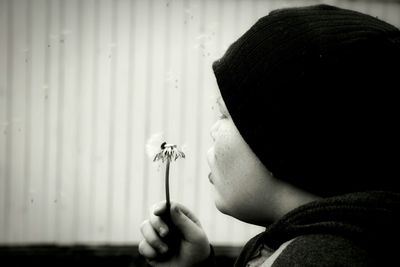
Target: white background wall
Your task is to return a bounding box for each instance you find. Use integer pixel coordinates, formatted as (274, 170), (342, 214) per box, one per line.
(1, 0), (400, 246)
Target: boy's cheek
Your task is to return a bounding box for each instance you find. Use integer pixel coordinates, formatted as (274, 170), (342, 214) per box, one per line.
(214, 143), (240, 171)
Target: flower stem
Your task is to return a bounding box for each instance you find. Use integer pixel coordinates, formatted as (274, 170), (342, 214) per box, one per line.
(165, 159), (171, 211)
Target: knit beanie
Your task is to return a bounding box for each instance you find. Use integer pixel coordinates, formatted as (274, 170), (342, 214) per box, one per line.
(212, 4), (400, 197)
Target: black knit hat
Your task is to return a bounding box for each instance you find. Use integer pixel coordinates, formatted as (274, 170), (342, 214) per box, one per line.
(212, 4), (400, 197)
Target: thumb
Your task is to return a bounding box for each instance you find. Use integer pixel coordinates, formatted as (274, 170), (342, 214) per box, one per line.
(170, 204), (202, 240)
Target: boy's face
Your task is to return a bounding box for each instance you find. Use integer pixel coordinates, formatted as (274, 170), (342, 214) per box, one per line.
(207, 96), (278, 224)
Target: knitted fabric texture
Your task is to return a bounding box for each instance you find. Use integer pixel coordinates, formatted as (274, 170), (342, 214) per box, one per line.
(212, 4), (400, 196)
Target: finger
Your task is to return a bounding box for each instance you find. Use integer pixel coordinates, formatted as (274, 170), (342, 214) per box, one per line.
(169, 204), (201, 238)
(140, 220), (169, 254)
(173, 203), (202, 228)
(146, 259), (157, 266)
(138, 239), (157, 259)
(150, 211), (169, 238)
(154, 202), (202, 228)
(152, 201), (167, 216)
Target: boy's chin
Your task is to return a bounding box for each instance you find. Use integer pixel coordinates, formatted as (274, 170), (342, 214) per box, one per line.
(214, 198), (273, 226)
(213, 196), (230, 216)
(213, 197), (240, 220)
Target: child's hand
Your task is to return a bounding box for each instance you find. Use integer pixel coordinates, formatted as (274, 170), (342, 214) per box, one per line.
(139, 201), (211, 266)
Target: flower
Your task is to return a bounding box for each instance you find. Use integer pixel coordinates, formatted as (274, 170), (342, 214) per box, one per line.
(146, 133), (186, 216)
(154, 142), (186, 163)
(146, 133), (186, 163)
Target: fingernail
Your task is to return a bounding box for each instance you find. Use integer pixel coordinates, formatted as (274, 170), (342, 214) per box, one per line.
(159, 227), (168, 237)
(173, 206), (181, 215)
(159, 244), (168, 254)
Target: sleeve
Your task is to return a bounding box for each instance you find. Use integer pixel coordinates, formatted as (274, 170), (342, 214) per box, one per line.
(234, 233), (265, 267)
(271, 234), (371, 267)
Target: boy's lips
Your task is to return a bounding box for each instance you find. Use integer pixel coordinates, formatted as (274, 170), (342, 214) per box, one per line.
(208, 173), (214, 184)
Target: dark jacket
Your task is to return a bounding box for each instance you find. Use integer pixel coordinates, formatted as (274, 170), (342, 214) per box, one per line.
(233, 191), (400, 266)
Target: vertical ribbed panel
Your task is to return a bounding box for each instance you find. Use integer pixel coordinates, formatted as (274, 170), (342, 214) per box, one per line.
(0, 0), (8, 243)
(0, 0), (399, 246)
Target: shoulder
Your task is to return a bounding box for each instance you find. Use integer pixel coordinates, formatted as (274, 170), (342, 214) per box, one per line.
(271, 234), (372, 267)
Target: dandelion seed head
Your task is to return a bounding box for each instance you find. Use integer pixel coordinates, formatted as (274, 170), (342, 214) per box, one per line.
(146, 133), (186, 163)
(146, 132), (165, 159)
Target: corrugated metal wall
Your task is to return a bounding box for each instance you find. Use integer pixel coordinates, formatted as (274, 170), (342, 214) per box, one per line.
(1, 0), (399, 245)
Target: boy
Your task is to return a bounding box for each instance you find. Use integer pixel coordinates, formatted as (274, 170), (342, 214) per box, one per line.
(140, 5), (400, 266)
